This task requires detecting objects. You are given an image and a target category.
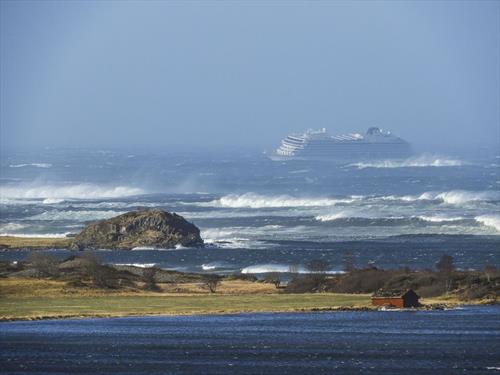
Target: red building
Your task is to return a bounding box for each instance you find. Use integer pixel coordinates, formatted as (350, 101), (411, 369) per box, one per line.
(371, 289), (420, 308)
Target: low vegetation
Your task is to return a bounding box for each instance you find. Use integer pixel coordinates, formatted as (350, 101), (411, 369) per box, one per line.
(0, 252), (497, 320)
(0, 236), (71, 250)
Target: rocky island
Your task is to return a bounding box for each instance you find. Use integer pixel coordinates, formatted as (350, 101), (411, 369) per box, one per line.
(70, 209), (204, 250)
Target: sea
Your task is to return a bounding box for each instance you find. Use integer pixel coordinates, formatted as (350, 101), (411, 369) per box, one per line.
(1, 306), (499, 374)
(0, 149), (499, 272)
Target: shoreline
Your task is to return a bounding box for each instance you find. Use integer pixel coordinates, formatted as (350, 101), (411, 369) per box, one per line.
(1, 277), (493, 322)
(1, 301), (494, 323)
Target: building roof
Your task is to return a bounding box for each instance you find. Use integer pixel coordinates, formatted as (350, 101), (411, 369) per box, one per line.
(372, 289), (419, 298)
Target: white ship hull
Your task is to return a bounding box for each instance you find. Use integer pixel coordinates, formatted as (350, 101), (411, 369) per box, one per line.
(269, 127), (412, 162)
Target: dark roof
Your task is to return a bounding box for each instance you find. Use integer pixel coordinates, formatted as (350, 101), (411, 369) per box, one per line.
(372, 289), (419, 298)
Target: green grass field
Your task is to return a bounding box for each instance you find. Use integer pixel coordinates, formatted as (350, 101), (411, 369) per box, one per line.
(0, 293), (372, 320)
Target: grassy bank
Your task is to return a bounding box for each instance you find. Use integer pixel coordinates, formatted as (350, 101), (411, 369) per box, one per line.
(0, 236), (71, 250)
(0, 278), (372, 320)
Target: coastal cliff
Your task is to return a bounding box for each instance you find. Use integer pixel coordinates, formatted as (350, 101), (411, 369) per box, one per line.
(70, 209), (203, 250)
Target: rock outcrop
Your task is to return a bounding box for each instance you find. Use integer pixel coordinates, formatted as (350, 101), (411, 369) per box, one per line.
(70, 210), (203, 250)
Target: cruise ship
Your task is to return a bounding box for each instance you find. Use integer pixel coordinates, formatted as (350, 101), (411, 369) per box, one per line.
(270, 127), (412, 162)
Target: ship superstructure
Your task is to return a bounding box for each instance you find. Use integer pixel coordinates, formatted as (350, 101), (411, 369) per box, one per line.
(270, 127), (411, 161)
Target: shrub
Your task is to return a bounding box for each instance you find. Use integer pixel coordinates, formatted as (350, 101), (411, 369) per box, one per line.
(26, 253), (60, 278)
(143, 267), (161, 291)
(203, 274), (221, 293)
(264, 272), (282, 289)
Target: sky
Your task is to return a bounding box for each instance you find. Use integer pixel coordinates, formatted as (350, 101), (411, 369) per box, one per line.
(1, 0), (499, 153)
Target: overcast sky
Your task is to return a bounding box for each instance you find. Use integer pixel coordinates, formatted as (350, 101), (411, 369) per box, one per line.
(1, 1), (498, 152)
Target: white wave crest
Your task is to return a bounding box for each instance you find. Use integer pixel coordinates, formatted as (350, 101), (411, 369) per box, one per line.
(475, 215), (500, 232)
(378, 190), (498, 205)
(419, 190), (499, 205)
(416, 215), (465, 223)
(0, 223), (28, 232)
(201, 262), (233, 271)
(9, 163), (52, 168)
(208, 193), (356, 209)
(350, 155), (465, 169)
(0, 183), (144, 200)
(42, 198), (65, 204)
(114, 263), (157, 268)
(315, 212), (350, 222)
(28, 210), (125, 221)
(241, 263), (344, 274)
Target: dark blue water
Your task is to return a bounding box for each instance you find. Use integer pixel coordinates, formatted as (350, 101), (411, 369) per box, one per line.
(1, 306), (499, 374)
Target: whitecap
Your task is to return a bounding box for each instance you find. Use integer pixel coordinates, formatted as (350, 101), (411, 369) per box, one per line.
(27, 210), (126, 222)
(475, 215), (500, 232)
(204, 193), (358, 209)
(241, 263), (345, 274)
(0, 183), (144, 200)
(349, 155), (465, 169)
(415, 215), (465, 223)
(114, 263), (156, 268)
(9, 163), (52, 168)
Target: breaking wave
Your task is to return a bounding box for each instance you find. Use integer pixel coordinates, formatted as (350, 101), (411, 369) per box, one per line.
(241, 264), (344, 274)
(0, 183), (144, 200)
(475, 215), (500, 232)
(9, 163), (52, 168)
(415, 215), (465, 223)
(207, 193), (358, 209)
(417, 190), (499, 205)
(28, 210), (125, 221)
(380, 190), (498, 205)
(349, 155), (465, 169)
(114, 263), (157, 268)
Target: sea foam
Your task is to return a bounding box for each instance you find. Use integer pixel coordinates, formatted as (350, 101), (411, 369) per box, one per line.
(208, 193), (357, 209)
(349, 155), (465, 169)
(9, 163), (52, 168)
(0, 183), (144, 200)
(475, 215), (500, 232)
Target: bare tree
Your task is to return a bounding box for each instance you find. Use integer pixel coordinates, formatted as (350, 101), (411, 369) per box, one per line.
(203, 274), (221, 293)
(27, 252), (60, 278)
(78, 252), (112, 288)
(342, 251), (355, 273)
(143, 267), (160, 291)
(306, 259), (330, 289)
(264, 272), (282, 289)
(484, 265), (497, 282)
(436, 254), (455, 294)
(436, 254), (454, 274)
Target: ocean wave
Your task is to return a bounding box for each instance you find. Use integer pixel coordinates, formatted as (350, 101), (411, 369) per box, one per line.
(418, 190), (499, 205)
(475, 215), (500, 232)
(207, 193), (358, 209)
(201, 262), (234, 271)
(27, 210), (125, 221)
(0, 223), (29, 232)
(349, 155), (465, 169)
(241, 263), (344, 274)
(42, 198), (66, 204)
(315, 213), (472, 226)
(415, 215), (465, 223)
(114, 263), (156, 268)
(379, 190), (499, 205)
(9, 163), (52, 168)
(0, 183), (144, 200)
